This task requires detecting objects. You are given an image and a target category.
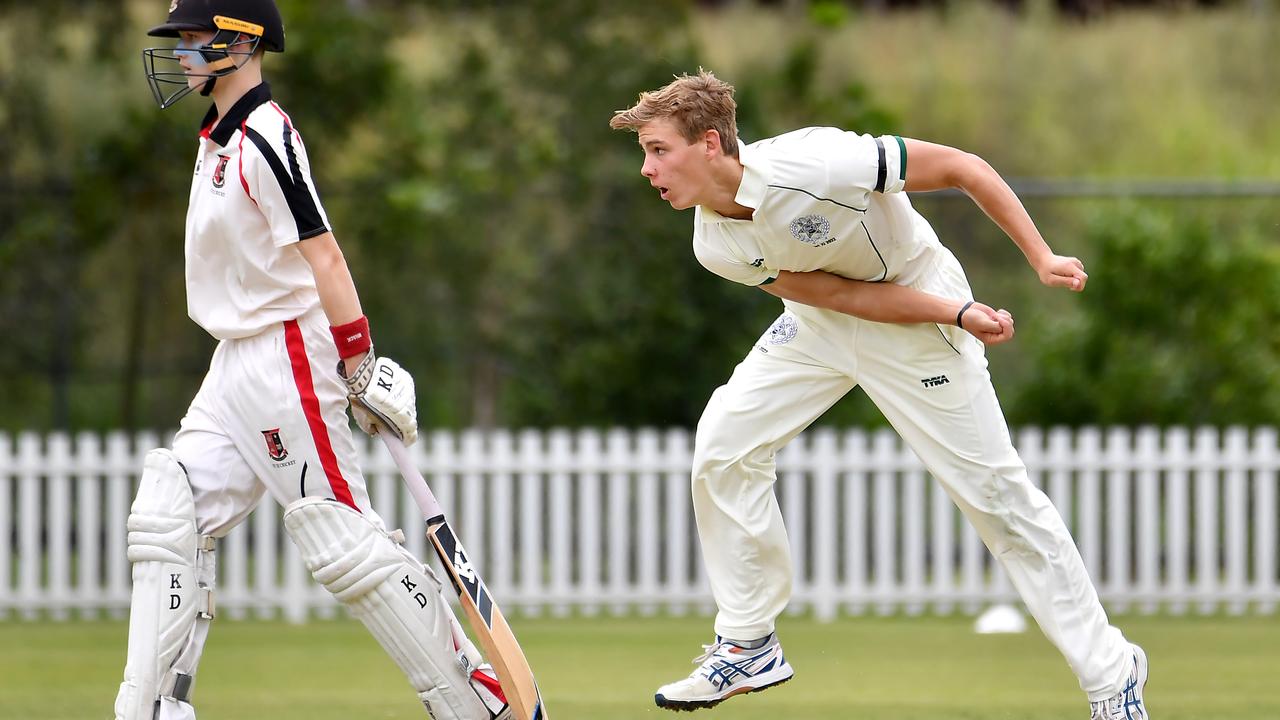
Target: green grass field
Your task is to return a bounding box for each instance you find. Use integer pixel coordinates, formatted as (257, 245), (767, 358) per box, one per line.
(2, 613), (1276, 719)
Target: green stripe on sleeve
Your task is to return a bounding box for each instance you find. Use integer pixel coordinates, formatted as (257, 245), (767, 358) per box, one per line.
(894, 135), (907, 181)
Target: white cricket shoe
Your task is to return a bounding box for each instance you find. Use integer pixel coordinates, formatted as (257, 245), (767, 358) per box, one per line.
(654, 635), (794, 711)
(1090, 644), (1149, 720)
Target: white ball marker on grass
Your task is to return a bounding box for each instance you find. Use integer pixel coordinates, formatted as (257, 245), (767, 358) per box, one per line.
(974, 603), (1027, 634)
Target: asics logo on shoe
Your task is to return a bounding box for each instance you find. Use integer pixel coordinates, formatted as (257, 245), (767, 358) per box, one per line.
(655, 636), (794, 711)
(1121, 674), (1144, 719)
(703, 645), (784, 691)
(1090, 645), (1148, 720)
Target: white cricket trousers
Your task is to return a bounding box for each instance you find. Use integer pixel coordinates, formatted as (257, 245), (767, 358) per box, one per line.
(177, 306), (381, 536)
(692, 251), (1133, 701)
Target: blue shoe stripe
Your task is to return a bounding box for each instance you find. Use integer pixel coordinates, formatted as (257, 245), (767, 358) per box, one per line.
(1121, 650), (1144, 719)
(1122, 675), (1144, 719)
(703, 646), (780, 691)
(705, 657), (752, 689)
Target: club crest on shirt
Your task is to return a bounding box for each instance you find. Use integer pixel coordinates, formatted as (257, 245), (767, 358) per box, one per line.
(261, 428), (288, 462)
(789, 214), (834, 246)
(212, 156), (229, 188)
(766, 315), (799, 345)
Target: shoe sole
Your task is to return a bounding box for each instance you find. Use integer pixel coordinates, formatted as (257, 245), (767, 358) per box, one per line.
(654, 667), (794, 712)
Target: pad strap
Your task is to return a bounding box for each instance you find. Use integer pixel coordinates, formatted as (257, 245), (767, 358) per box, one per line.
(159, 535), (217, 703)
(115, 449), (213, 720)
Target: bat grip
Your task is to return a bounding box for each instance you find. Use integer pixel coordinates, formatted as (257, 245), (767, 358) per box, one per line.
(377, 431), (444, 521)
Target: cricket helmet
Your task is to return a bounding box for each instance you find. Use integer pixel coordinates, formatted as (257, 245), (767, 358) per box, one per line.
(143, 0), (286, 109)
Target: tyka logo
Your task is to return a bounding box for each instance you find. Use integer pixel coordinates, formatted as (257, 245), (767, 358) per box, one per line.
(261, 428), (288, 462)
(212, 156), (229, 188)
(921, 375), (950, 388)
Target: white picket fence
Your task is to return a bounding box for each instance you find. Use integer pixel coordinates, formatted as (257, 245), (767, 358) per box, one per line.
(0, 426), (1276, 622)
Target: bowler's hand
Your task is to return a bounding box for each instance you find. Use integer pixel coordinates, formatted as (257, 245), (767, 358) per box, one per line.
(1036, 254), (1088, 292)
(960, 302), (1015, 346)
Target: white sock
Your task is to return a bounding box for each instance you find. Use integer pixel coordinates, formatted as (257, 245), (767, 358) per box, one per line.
(721, 633), (774, 650)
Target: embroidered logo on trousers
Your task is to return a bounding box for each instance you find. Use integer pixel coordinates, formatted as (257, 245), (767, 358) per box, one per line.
(766, 315), (799, 345)
(261, 428), (288, 461)
(921, 375), (950, 388)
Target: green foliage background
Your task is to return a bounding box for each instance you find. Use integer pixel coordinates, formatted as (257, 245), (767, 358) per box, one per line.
(1, 1), (1277, 432)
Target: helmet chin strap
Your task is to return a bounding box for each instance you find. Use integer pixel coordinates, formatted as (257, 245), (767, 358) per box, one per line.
(199, 76), (218, 97)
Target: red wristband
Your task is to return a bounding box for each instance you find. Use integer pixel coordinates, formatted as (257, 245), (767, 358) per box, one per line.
(330, 315), (372, 359)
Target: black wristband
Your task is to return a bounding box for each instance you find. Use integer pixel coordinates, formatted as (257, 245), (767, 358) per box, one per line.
(956, 300), (976, 329)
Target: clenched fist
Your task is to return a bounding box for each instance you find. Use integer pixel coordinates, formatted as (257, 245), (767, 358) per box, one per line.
(958, 301), (1015, 346)
(1035, 254), (1088, 292)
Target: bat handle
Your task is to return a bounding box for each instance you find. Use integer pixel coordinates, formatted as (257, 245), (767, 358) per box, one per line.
(378, 431), (444, 521)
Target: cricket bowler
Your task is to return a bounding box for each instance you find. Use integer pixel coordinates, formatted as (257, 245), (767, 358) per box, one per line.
(610, 70), (1148, 720)
(115, 1), (509, 718)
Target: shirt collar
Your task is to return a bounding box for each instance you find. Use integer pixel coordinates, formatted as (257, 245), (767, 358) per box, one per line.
(199, 82), (273, 147)
(700, 141), (770, 224)
(734, 142), (769, 210)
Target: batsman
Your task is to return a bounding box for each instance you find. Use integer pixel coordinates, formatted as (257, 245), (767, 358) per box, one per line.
(611, 71), (1149, 719)
(115, 1), (509, 718)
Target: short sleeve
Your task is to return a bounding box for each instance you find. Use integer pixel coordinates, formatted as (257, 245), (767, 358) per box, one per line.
(827, 131), (908, 195)
(241, 119), (332, 247)
(694, 234), (778, 287)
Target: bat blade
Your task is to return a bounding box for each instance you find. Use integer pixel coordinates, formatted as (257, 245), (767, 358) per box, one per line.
(428, 518), (546, 720)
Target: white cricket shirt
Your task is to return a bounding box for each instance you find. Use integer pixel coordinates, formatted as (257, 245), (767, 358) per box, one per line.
(694, 127), (944, 291)
(184, 82), (330, 340)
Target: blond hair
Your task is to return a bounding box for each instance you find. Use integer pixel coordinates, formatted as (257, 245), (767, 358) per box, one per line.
(610, 69), (740, 157)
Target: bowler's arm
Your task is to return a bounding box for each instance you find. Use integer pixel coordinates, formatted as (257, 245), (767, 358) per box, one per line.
(900, 139), (1087, 292)
(761, 270), (1013, 345)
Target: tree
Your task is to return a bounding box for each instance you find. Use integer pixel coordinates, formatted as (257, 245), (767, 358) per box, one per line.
(1011, 204), (1280, 426)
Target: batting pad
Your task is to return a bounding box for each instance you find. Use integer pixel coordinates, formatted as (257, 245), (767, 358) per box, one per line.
(283, 497), (494, 720)
(115, 449), (215, 720)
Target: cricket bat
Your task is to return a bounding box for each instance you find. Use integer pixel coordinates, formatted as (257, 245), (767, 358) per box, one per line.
(379, 432), (547, 720)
